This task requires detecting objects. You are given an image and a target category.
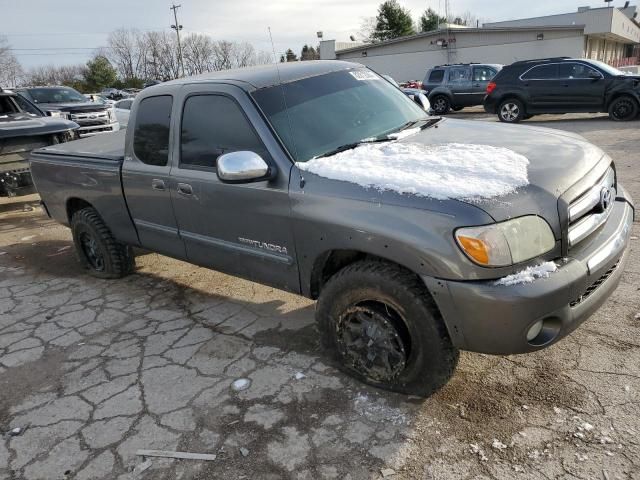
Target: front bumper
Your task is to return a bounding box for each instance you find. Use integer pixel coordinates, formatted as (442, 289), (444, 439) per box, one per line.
(423, 188), (634, 355)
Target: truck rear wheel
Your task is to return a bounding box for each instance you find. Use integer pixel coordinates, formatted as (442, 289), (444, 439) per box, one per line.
(71, 207), (134, 279)
(317, 260), (459, 397)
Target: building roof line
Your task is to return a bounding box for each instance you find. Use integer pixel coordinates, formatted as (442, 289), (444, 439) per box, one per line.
(335, 25), (586, 54)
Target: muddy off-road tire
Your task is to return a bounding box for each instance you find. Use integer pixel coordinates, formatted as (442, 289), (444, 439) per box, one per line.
(317, 260), (459, 397)
(71, 207), (134, 279)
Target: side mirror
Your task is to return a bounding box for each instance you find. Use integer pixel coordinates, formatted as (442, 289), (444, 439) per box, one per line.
(588, 71), (602, 80)
(217, 151), (273, 183)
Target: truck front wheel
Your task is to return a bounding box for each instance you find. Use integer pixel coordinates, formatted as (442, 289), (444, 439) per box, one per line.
(317, 260), (459, 397)
(71, 207), (135, 279)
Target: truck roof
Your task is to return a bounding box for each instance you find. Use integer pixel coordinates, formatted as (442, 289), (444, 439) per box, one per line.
(160, 60), (363, 90)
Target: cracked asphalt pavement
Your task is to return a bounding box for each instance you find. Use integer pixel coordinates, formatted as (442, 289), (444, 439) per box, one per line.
(0, 112), (639, 480)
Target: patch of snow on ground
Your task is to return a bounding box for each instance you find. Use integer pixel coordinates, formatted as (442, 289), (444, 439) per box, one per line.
(495, 262), (557, 286)
(298, 142), (529, 200)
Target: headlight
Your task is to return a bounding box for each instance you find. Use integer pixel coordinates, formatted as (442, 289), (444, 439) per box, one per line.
(49, 110), (63, 118)
(455, 215), (555, 267)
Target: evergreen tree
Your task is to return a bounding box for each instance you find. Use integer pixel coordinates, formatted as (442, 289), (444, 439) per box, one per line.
(285, 49), (298, 62)
(84, 56), (117, 91)
(300, 44), (320, 61)
(371, 0), (416, 42)
(419, 8), (447, 32)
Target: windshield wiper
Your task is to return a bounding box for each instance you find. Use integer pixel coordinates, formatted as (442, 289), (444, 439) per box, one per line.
(317, 137), (391, 159)
(386, 117), (440, 136)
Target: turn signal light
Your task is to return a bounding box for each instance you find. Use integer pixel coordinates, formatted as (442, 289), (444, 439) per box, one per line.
(456, 236), (489, 265)
(486, 82), (497, 94)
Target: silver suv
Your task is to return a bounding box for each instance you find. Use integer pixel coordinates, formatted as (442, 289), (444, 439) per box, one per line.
(422, 63), (502, 114)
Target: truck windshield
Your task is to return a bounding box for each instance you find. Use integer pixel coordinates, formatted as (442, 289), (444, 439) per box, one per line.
(26, 87), (87, 104)
(252, 68), (429, 162)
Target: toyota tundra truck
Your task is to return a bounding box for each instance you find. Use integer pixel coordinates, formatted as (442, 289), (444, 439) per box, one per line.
(28, 61), (635, 397)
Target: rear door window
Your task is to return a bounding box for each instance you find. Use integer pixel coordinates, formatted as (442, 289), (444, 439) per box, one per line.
(427, 69), (444, 83)
(448, 67), (470, 83)
(133, 95), (172, 166)
(472, 66), (497, 82)
(521, 64), (559, 80)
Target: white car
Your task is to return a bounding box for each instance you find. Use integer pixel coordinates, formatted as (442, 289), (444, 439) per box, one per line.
(113, 99), (133, 128)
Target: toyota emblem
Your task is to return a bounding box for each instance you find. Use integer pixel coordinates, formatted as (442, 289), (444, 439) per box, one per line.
(598, 187), (612, 212)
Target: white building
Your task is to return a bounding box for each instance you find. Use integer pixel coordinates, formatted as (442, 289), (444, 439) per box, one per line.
(320, 5), (640, 82)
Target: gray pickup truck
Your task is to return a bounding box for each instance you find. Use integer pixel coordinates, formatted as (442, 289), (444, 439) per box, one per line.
(29, 61), (634, 397)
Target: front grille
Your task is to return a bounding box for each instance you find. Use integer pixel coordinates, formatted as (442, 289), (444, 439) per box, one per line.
(569, 260), (619, 307)
(71, 111), (110, 126)
(567, 167), (615, 248)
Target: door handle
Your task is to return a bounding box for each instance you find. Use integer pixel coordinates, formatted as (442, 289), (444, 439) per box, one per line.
(177, 183), (193, 196)
(151, 179), (165, 191)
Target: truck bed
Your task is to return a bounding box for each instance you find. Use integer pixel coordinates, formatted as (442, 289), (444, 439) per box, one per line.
(34, 129), (125, 162)
(29, 129), (139, 246)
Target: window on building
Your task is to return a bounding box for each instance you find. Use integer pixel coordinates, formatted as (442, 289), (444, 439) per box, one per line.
(133, 95), (172, 166)
(559, 63), (601, 79)
(521, 64), (559, 80)
(180, 94), (269, 169)
(427, 69), (445, 83)
(472, 66), (497, 82)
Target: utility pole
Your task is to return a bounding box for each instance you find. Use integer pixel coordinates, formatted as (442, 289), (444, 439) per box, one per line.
(170, 3), (186, 77)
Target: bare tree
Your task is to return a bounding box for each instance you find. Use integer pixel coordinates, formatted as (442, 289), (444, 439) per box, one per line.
(24, 64), (86, 87)
(357, 16), (377, 43)
(0, 36), (24, 87)
(233, 42), (256, 68)
(182, 33), (215, 75)
(101, 28), (275, 81)
(106, 29), (144, 81)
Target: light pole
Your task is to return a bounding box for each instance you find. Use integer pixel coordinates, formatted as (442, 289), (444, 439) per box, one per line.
(170, 4), (186, 77)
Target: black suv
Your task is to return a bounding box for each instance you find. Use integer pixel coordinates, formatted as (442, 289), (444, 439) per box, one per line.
(484, 57), (640, 123)
(0, 88), (78, 196)
(422, 63), (502, 114)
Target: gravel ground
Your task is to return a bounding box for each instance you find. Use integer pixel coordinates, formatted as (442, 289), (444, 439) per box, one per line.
(0, 111), (638, 480)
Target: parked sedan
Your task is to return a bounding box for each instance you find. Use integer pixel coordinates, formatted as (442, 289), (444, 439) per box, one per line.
(113, 98), (133, 127)
(484, 57), (640, 123)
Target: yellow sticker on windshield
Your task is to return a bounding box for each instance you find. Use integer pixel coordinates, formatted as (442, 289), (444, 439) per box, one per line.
(349, 70), (379, 81)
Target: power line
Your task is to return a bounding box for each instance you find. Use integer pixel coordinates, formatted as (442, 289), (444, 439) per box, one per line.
(8, 47), (107, 51)
(11, 52), (100, 57)
(2, 28), (170, 37)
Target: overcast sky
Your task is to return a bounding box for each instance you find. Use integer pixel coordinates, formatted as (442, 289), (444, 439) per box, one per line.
(2, 0), (629, 69)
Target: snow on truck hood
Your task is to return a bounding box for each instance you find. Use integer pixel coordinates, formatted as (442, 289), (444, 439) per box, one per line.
(297, 141), (530, 201)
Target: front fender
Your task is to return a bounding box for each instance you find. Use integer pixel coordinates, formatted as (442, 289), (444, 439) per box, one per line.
(289, 167), (508, 298)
